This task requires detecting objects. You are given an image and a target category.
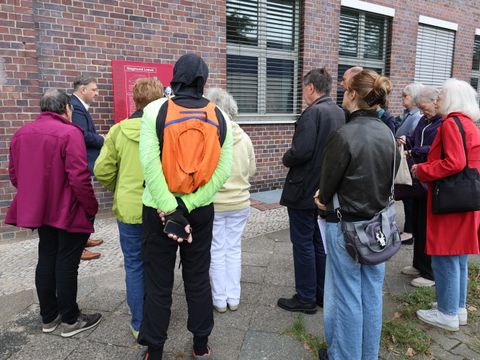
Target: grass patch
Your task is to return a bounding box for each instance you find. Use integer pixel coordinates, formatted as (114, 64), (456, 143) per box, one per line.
(282, 315), (325, 357)
(383, 319), (431, 354)
(467, 262), (480, 323)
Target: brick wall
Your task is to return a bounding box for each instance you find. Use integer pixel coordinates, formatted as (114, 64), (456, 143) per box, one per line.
(1, 0), (479, 239)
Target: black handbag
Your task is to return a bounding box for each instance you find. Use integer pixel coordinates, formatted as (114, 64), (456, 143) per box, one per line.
(431, 116), (480, 214)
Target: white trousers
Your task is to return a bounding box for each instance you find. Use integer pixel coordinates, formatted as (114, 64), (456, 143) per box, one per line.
(209, 207), (250, 308)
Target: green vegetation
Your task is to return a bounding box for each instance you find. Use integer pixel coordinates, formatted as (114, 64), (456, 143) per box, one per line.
(282, 315), (325, 357)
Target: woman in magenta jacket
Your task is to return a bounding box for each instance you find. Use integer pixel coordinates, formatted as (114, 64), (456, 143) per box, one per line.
(412, 79), (480, 332)
(5, 89), (101, 337)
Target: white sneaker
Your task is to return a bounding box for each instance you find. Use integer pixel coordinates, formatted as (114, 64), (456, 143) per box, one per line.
(213, 305), (227, 313)
(228, 303), (239, 311)
(417, 309), (459, 331)
(432, 302), (467, 325)
(401, 266), (420, 276)
(411, 277), (435, 287)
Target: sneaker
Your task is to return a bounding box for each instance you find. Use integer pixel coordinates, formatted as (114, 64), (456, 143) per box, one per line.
(192, 345), (212, 359)
(60, 312), (102, 338)
(42, 314), (61, 333)
(135, 347), (149, 360)
(416, 309), (459, 331)
(213, 305), (227, 313)
(411, 277), (435, 288)
(400, 232), (413, 242)
(130, 324), (139, 339)
(228, 303), (239, 311)
(277, 295), (317, 314)
(318, 348), (328, 360)
(432, 302), (467, 325)
(401, 265), (420, 276)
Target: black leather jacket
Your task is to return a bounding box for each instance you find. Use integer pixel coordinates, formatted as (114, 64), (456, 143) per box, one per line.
(320, 110), (400, 219)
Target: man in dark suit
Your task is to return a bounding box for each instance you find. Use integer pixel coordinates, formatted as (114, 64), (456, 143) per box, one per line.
(71, 75), (104, 260)
(278, 68), (345, 314)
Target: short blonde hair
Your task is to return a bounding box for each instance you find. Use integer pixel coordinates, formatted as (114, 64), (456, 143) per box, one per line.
(133, 78), (164, 110)
(438, 78), (480, 121)
(204, 87), (238, 120)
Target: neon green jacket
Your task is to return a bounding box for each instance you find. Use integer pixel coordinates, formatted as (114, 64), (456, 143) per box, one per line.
(139, 97), (233, 213)
(94, 114), (144, 224)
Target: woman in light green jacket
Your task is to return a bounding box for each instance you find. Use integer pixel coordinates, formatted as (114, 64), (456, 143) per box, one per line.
(94, 78), (163, 338)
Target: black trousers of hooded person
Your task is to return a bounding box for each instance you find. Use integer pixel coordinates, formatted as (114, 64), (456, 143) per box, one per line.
(138, 204), (214, 356)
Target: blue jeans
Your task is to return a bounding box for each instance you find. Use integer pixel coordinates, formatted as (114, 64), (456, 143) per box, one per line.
(117, 221), (144, 331)
(431, 255), (468, 316)
(287, 208), (325, 303)
(324, 222), (384, 360)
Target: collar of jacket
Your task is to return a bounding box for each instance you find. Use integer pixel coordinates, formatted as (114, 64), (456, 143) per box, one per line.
(128, 109), (143, 119)
(308, 94), (331, 108)
(37, 111), (71, 124)
(349, 109), (378, 121)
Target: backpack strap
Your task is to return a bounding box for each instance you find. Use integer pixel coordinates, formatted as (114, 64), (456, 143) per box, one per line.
(156, 98), (226, 152)
(155, 100), (170, 154)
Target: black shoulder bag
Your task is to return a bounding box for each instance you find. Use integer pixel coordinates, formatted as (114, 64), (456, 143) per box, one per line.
(431, 116), (480, 214)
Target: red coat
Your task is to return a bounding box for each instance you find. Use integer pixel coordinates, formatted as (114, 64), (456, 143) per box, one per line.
(5, 112), (98, 233)
(416, 112), (480, 255)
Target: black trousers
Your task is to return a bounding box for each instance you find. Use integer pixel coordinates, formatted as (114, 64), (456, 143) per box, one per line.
(139, 204), (214, 356)
(403, 199), (414, 233)
(412, 197), (433, 280)
(36, 225), (89, 324)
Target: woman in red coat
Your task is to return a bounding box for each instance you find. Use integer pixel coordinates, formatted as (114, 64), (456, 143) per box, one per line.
(412, 78), (480, 331)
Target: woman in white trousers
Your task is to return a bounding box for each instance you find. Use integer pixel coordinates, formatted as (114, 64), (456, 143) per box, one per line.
(205, 88), (256, 312)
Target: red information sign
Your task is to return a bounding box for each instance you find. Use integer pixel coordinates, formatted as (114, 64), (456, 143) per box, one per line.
(111, 60), (173, 123)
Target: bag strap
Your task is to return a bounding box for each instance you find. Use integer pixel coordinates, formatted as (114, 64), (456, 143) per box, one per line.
(440, 116), (468, 169)
(333, 129), (397, 214)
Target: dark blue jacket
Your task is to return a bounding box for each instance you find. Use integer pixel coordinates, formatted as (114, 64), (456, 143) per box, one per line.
(406, 114), (442, 164)
(71, 95), (104, 174)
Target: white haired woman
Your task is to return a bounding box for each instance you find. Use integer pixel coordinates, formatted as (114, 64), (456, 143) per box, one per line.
(412, 79), (480, 331)
(205, 88), (256, 312)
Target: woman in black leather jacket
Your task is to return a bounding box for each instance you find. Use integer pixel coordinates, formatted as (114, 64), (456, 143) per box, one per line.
(315, 69), (399, 360)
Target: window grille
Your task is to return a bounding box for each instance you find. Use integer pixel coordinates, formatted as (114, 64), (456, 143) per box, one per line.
(471, 35), (480, 103)
(414, 24), (455, 87)
(337, 7), (391, 106)
(226, 0), (301, 123)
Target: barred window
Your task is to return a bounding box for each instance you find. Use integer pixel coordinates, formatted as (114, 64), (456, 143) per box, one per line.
(414, 24), (455, 87)
(472, 35), (480, 103)
(226, 0), (301, 123)
(337, 7), (391, 105)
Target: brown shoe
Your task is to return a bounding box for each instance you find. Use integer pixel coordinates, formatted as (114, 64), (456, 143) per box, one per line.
(81, 249), (101, 261)
(86, 238), (103, 247)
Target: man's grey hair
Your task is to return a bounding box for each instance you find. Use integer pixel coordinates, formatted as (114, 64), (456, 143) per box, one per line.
(204, 87), (238, 121)
(438, 78), (480, 121)
(73, 74), (97, 91)
(415, 85), (439, 105)
(303, 68), (332, 95)
(40, 88), (71, 115)
(403, 82), (424, 106)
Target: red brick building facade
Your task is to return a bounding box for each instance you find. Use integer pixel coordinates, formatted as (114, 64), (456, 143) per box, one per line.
(1, 0), (479, 239)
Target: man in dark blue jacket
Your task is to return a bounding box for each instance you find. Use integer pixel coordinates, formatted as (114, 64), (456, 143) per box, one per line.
(71, 75), (104, 260)
(278, 68), (345, 314)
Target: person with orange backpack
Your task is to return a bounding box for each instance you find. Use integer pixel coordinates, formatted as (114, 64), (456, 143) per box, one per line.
(137, 54), (232, 360)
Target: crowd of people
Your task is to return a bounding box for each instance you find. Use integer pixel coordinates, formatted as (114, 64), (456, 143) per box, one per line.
(4, 52), (480, 360)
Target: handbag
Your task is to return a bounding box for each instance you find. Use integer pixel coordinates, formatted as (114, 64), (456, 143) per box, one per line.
(431, 116), (480, 214)
(394, 148), (427, 200)
(333, 132), (401, 265)
(394, 144), (412, 185)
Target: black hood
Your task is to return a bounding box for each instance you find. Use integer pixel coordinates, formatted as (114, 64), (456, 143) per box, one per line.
(171, 54), (209, 99)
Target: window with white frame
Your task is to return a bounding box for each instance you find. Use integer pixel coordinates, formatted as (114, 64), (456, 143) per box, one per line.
(471, 35), (480, 103)
(414, 24), (455, 87)
(226, 0), (301, 122)
(337, 7), (390, 105)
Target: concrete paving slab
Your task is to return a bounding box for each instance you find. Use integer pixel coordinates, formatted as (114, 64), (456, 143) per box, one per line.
(241, 265), (267, 285)
(91, 312), (137, 347)
(239, 330), (313, 360)
(77, 288), (126, 312)
(213, 304), (254, 332)
(209, 326), (246, 360)
(250, 189), (282, 204)
(242, 250), (274, 267)
(248, 304), (312, 334)
(239, 283), (263, 305)
(10, 334), (79, 360)
(64, 340), (139, 360)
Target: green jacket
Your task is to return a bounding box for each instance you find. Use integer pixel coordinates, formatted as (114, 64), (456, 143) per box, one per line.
(139, 97), (233, 213)
(94, 114), (144, 224)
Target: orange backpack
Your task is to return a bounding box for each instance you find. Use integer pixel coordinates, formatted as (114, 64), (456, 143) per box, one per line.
(156, 99), (226, 194)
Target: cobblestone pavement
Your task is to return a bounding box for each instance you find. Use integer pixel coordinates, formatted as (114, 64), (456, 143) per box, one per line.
(1, 204), (480, 359)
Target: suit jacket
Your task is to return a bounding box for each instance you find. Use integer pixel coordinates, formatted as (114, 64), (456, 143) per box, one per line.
(280, 95), (345, 209)
(71, 94), (104, 174)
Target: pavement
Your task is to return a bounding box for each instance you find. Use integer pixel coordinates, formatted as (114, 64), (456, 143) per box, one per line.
(0, 200), (480, 360)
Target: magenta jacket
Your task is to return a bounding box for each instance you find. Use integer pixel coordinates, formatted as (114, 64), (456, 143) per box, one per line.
(5, 112), (98, 233)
